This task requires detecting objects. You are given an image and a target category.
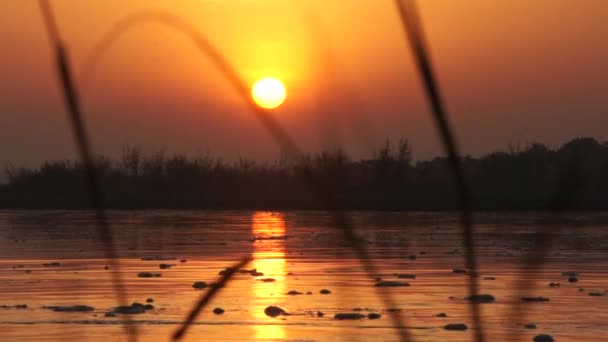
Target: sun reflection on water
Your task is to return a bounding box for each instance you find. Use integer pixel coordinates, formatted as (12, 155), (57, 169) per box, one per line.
(251, 212), (287, 341)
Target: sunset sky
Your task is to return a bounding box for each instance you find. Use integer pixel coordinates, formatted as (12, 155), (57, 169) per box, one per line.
(1, 0), (607, 168)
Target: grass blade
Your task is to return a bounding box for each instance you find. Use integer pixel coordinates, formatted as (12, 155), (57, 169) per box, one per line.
(38, 1), (136, 340)
(172, 258), (251, 341)
(393, 1), (484, 341)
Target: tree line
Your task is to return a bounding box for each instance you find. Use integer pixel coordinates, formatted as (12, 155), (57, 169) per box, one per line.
(2, 137), (607, 210)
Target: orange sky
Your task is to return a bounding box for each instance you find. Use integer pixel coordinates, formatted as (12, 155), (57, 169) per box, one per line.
(1, 0), (607, 167)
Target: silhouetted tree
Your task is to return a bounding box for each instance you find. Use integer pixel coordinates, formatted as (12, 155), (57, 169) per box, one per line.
(1, 137), (606, 210)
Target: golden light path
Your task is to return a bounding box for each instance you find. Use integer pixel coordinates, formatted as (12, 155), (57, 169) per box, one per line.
(251, 77), (286, 109)
(251, 212), (287, 341)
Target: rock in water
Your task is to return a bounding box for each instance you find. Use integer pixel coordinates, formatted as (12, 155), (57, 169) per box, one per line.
(45, 305), (94, 312)
(42, 262), (61, 267)
(374, 281), (410, 287)
(466, 294), (495, 303)
(213, 307), (225, 315)
(137, 272), (161, 278)
(111, 302), (153, 315)
(192, 281), (208, 289)
(533, 334), (554, 342)
(0, 304), (28, 309)
(258, 278), (276, 283)
(367, 312), (381, 319)
(218, 268), (232, 276)
(320, 289), (331, 294)
(334, 313), (365, 320)
(264, 306), (286, 317)
(444, 323), (468, 331)
(112, 306), (145, 314)
(239, 268), (264, 276)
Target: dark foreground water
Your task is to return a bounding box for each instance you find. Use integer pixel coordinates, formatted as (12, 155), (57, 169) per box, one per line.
(0, 210), (607, 341)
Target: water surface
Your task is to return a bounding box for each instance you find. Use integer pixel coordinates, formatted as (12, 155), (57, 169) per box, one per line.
(0, 210), (607, 341)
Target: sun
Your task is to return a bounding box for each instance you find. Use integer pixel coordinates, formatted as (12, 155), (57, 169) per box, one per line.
(251, 77), (286, 109)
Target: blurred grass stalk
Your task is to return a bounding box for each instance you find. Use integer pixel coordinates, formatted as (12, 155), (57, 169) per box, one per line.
(38, 0), (136, 340)
(393, 1), (484, 341)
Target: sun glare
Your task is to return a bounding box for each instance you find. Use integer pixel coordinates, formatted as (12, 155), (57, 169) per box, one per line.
(251, 77), (286, 109)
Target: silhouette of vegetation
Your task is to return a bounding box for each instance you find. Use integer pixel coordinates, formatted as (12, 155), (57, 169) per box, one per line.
(2, 137), (607, 210)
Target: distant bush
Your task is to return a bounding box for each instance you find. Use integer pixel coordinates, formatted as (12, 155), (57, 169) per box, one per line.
(1, 137), (607, 210)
